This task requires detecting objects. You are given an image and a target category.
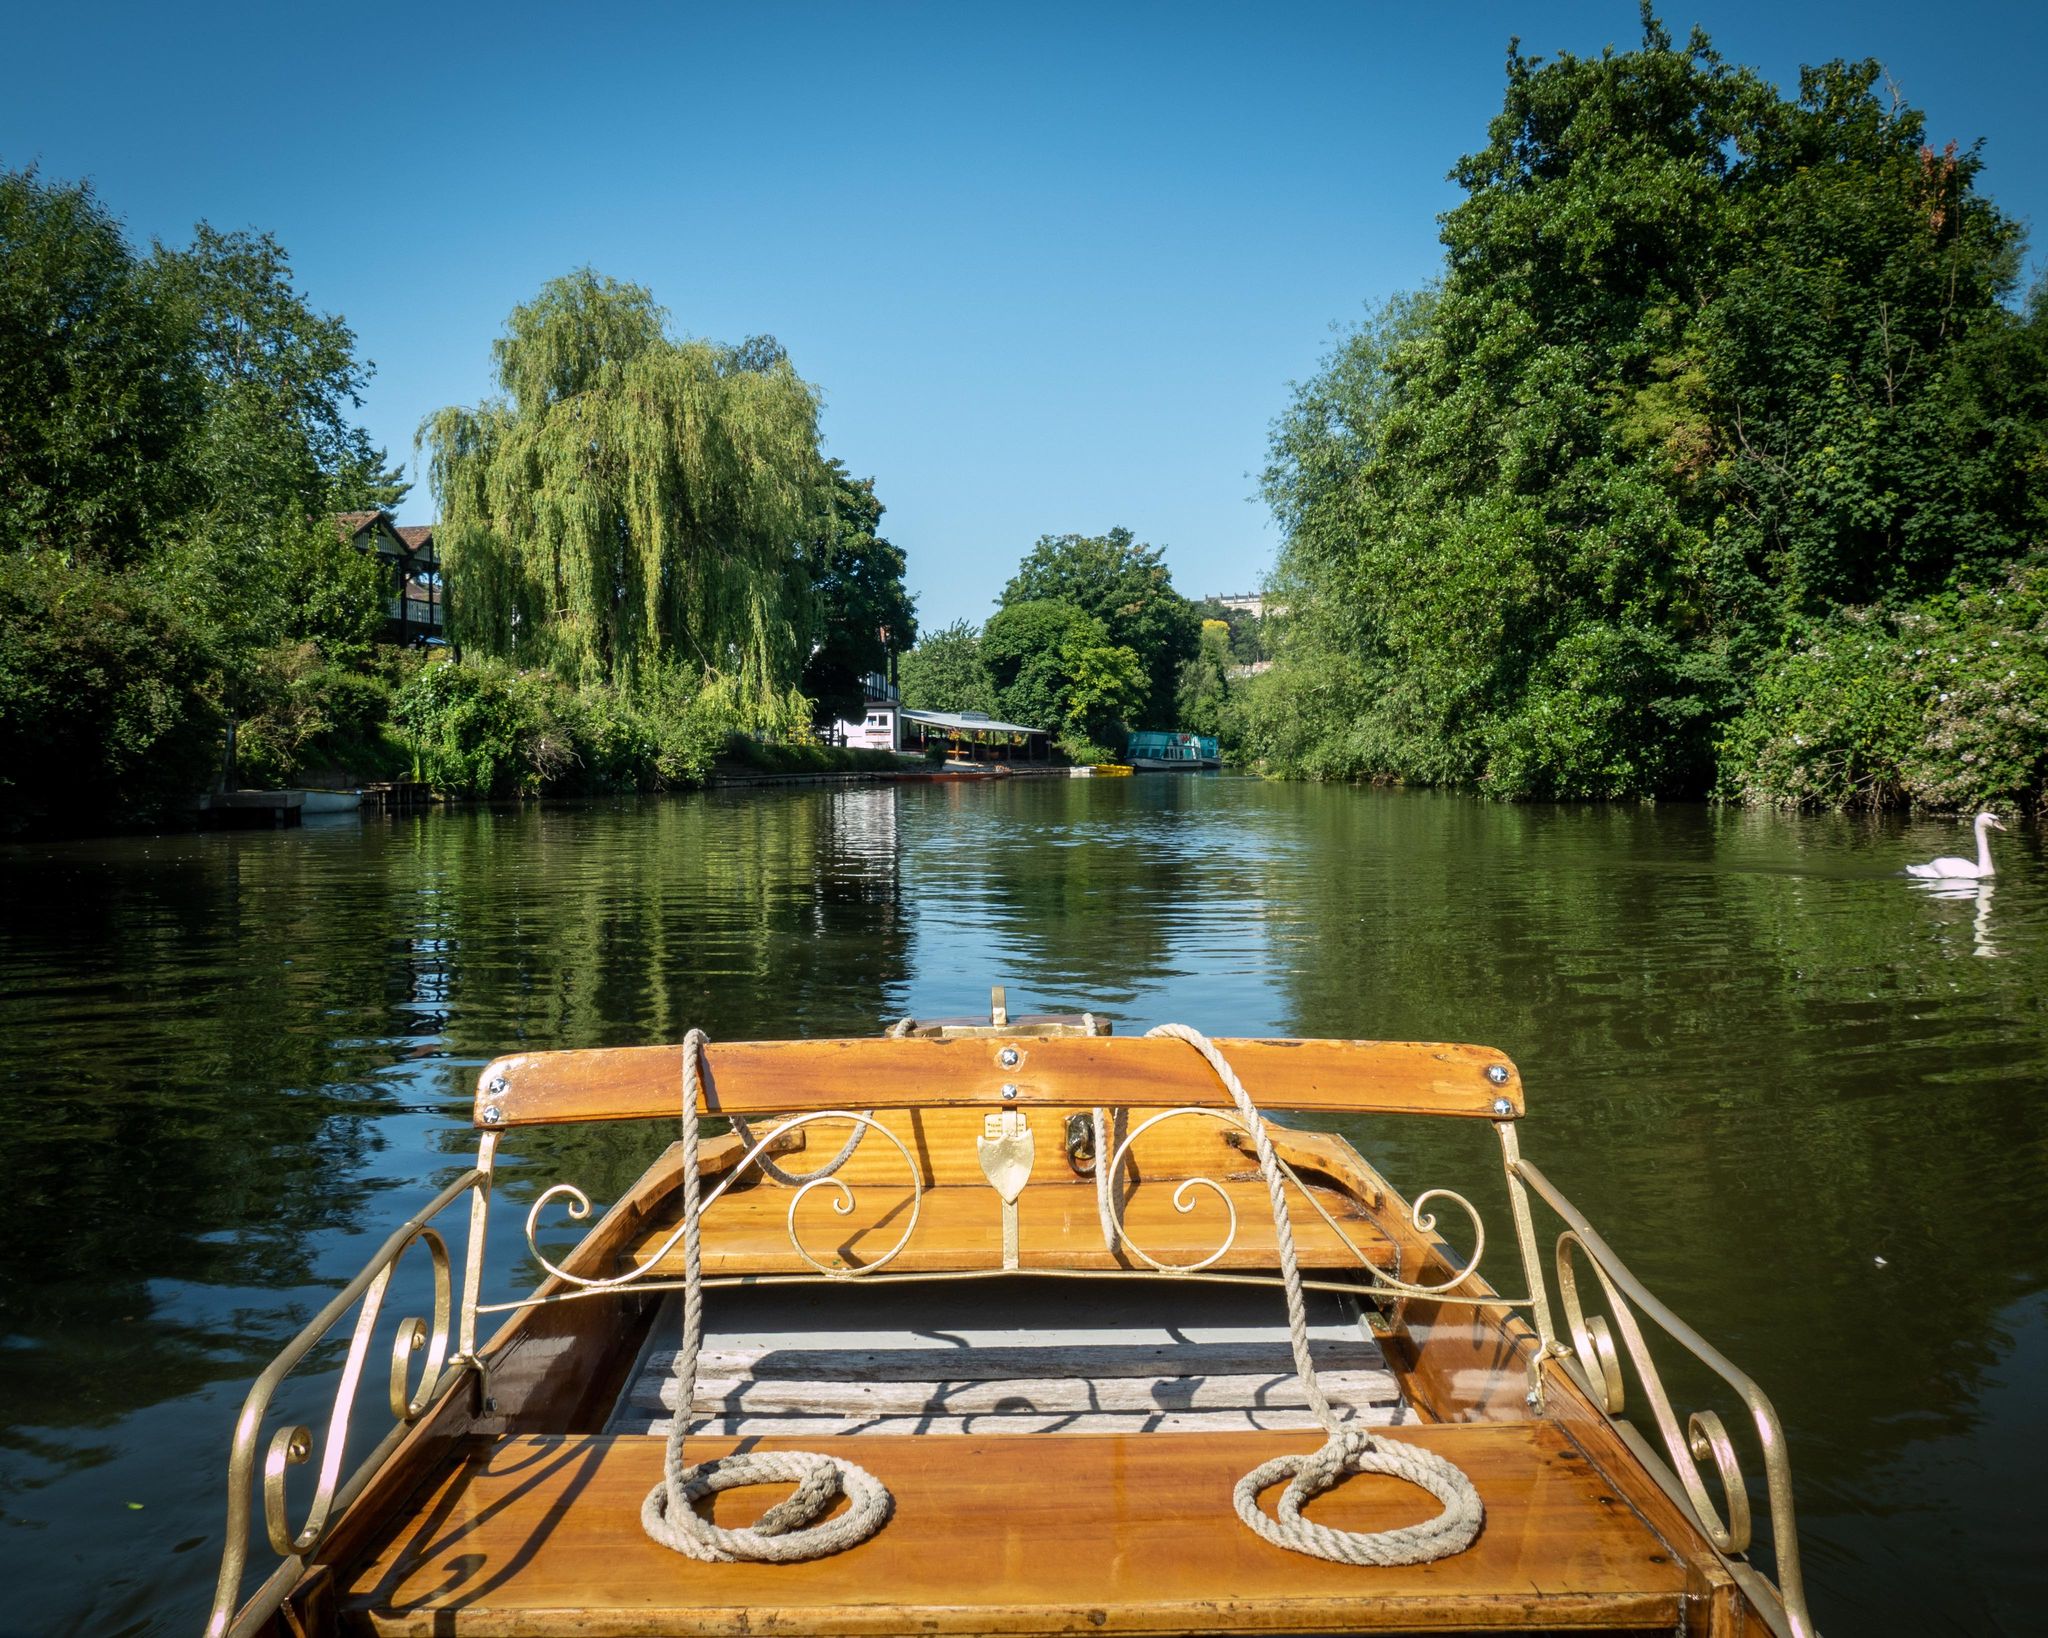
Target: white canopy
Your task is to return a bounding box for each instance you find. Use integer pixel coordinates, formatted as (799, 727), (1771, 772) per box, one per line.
(900, 708), (1046, 736)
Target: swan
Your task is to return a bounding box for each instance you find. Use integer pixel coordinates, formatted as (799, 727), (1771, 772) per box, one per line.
(1906, 811), (2007, 879)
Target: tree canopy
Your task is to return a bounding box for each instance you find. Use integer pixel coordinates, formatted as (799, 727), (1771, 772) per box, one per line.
(981, 599), (1146, 744)
(800, 460), (917, 722)
(897, 619), (995, 717)
(422, 270), (833, 698)
(1, 166), (409, 826)
(1253, 13), (2048, 807)
(999, 528), (1198, 729)
(1, 171), (198, 564)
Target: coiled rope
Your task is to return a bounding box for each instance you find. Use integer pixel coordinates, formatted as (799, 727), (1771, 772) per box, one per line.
(644, 1019), (1478, 1568)
(641, 1029), (893, 1562)
(1144, 1022), (1485, 1565)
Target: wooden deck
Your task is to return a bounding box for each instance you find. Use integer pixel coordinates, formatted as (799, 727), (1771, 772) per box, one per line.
(343, 1424), (1686, 1635)
(605, 1280), (1407, 1438)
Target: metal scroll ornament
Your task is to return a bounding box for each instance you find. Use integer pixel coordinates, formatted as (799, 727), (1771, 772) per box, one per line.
(521, 1111), (926, 1286)
(1507, 1155), (1814, 1638)
(1099, 1107), (1502, 1302)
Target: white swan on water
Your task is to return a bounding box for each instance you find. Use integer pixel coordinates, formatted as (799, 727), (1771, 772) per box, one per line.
(1907, 811), (2007, 880)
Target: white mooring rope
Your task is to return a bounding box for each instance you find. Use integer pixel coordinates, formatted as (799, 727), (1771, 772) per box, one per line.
(720, 1017), (913, 1187)
(641, 1030), (893, 1562)
(643, 1022), (1481, 1568)
(1145, 1022), (1485, 1565)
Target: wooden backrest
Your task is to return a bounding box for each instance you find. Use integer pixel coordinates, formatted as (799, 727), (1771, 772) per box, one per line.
(473, 1036), (1523, 1129)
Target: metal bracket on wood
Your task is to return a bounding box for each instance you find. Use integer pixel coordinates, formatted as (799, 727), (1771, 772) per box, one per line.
(977, 1110), (1034, 1270)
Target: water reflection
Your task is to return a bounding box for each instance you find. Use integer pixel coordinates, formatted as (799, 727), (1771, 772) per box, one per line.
(1909, 877), (2000, 959)
(0, 782), (2041, 1634)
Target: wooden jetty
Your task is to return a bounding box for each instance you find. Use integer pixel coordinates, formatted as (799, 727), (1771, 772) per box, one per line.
(195, 790), (303, 829)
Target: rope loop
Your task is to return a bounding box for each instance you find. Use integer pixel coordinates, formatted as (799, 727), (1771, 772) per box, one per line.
(1234, 1428), (1483, 1566)
(642, 1029), (892, 1564)
(642, 1447), (893, 1563)
(1143, 1022), (1485, 1566)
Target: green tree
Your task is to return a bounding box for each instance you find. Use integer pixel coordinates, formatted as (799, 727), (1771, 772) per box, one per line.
(0, 552), (220, 832)
(1060, 636), (1149, 747)
(422, 270), (831, 699)
(1255, 12), (2048, 805)
(898, 620), (994, 716)
(999, 528), (1198, 728)
(1176, 619), (1234, 738)
(0, 170), (198, 564)
(1190, 597), (1269, 665)
(982, 599), (1145, 744)
(800, 461), (917, 723)
(144, 224), (408, 529)
(1, 167), (402, 805)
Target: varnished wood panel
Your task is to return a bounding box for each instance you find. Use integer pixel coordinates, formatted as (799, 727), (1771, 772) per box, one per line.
(622, 1175), (1396, 1275)
(343, 1424), (1685, 1635)
(475, 1036), (1524, 1128)
(1302, 1144), (1751, 1634)
(819, 1104), (1245, 1188)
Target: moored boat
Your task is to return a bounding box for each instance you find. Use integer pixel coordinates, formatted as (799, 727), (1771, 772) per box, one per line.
(207, 992), (1818, 1638)
(1126, 731), (1220, 770)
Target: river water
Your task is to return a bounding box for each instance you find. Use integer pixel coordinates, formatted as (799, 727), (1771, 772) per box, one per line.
(1, 778), (2041, 1635)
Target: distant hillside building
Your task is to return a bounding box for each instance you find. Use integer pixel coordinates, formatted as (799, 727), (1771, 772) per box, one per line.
(335, 511), (443, 645)
(1211, 591), (1280, 619)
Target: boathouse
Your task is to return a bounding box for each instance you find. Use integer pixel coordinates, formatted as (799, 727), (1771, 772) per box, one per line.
(899, 707), (1051, 762)
(831, 675), (1051, 762)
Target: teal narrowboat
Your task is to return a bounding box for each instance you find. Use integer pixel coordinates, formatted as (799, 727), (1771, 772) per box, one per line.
(1127, 730), (1221, 771)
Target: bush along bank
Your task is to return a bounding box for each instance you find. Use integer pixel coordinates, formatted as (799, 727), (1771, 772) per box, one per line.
(1715, 561), (2048, 813)
(387, 658), (898, 800)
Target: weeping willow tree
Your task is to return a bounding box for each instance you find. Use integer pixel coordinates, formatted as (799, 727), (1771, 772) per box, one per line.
(422, 271), (829, 700)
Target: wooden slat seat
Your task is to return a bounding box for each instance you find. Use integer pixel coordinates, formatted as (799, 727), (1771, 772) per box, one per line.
(605, 1284), (1406, 1438)
(343, 1425), (1687, 1635)
(625, 1175), (1397, 1276)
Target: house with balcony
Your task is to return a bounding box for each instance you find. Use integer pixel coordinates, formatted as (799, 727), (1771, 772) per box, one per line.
(335, 511), (444, 645)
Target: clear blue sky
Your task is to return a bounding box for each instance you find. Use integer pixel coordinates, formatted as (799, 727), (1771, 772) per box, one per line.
(7, 2), (2043, 628)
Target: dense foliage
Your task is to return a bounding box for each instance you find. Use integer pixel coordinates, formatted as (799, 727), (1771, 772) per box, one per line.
(981, 599), (1147, 746)
(1175, 620), (1237, 741)
(898, 529), (1197, 759)
(424, 273), (837, 702)
(897, 619), (995, 716)
(801, 461), (918, 723)
(0, 553), (221, 826)
(1717, 562), (2048, 811)
(1, 171), (914, 832)
(999, 529), (1198, 729)
(1252, 14), (2048, 809)
(0, 173), (196, 562)
(0, 167), (411, 832)
(1188, 598), (1270, 667)
(388, 657), (826, 798)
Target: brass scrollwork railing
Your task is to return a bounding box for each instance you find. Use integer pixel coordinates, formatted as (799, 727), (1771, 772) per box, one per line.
(1502, 1149), (1814, 1638)
(205, 1165), (490, 1638)
(1102, 1107), (1518, 1304)
(515, 1111), (924, 1294)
